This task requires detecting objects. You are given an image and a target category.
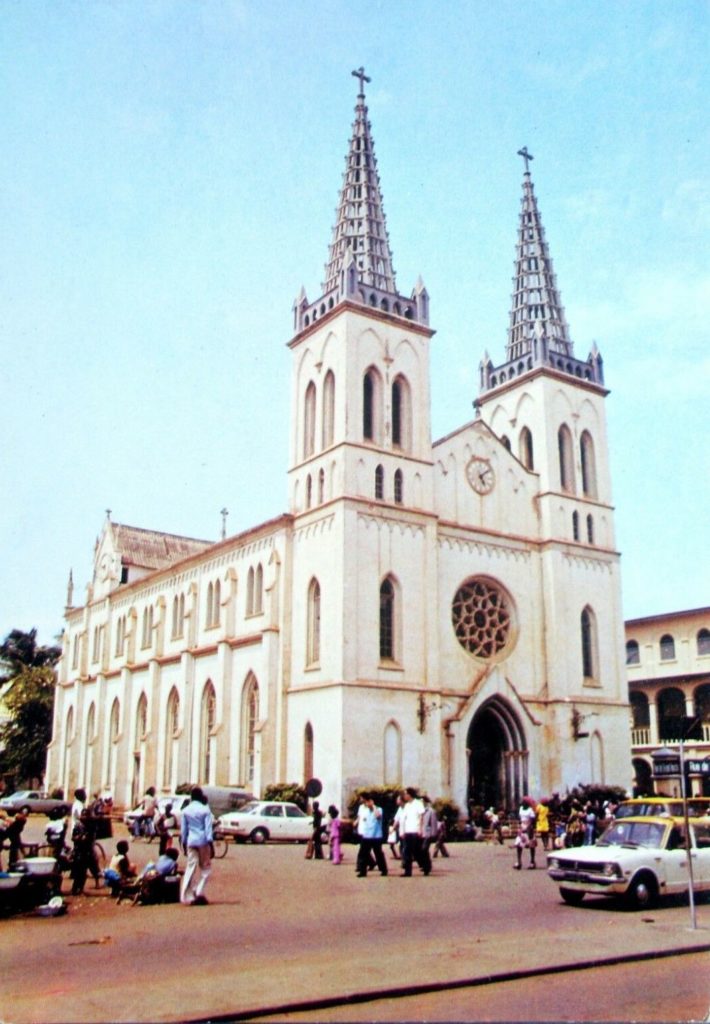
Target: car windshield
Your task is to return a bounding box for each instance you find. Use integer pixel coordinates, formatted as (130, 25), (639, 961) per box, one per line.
(240, 802), (261, 814)
(598, 820), (666, 848)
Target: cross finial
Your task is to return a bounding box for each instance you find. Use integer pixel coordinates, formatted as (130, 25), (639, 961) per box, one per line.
(220, 507), (229, 541)
(351, 66), (371, 98)
(517, 146), (534, 174)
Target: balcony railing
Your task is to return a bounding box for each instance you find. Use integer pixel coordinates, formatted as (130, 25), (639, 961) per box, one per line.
(631, 723), (710, 747)
(631, 727), (651, 746)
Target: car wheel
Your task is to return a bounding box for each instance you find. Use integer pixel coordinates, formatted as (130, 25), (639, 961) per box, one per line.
(626, 873), (658, 910)
(559, 888), (585, 906)
(250, 827), (269, 844)
(21, 805), (31, 816)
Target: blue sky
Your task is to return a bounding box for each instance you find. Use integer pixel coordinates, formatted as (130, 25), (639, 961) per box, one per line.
(1, 0), (708, 644)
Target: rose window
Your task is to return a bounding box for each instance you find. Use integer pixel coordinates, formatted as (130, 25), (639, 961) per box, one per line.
(452, 578), (513, 659)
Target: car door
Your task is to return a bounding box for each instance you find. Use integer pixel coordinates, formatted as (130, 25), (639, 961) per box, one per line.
(689, 823), (710, 891)
(662, 824), (693, 893)
(263, 804), (285, 838)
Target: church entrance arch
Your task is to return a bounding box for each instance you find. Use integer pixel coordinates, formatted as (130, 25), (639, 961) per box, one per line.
(467, 697), (527, 814)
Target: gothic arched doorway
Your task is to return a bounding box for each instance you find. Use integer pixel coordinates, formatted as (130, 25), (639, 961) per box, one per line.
(467, 697), (527, 814)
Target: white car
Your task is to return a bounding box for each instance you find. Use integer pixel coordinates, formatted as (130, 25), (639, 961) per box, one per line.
(547, 815), (710, 909)
(217, 801), (313, 844)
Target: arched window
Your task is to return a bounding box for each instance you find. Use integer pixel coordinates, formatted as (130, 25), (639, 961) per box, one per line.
(206, 582), (214, 626)
(106, 698), (120, 791)
(626, 639), (640, 665)
(697, 629), (710, 656)
(241, 674), (259, 785)
(141, 607), (150, 648)
(213, 578), (221, 626)
(572, 511), (580, 541)
(363, 367), (382, 443)
(322, 371), (335, 449)
(695, 684), (710, 734)
(375, 464), (384, 500)
(199, 682), (216, 783)
(519, 427), (534, 470)
(394, 469), (403, 505)
(255, 564), (263, 614)
(580, 431), (597, 498)
(660, 634), (676, 661)
(581, 606), (598, 681)
(318, 468), (325, 504)
(306, 474), (312, 509)
(163, 687), (180, 789)
(304, 381), (316, 459)
(304, 722), (314, 782)
(630, 691), (650, 729)
(383, 721), (402, 785)
(658, 687), (685, 741)
(247, 567), (255, 615)
(307, 578), (321, 666)
(558, 424), (576, 493)
(83, 702), (96, 792)
(379, 577), (397, 661)
(586, 514), (594, 544)
(391, 375), (412, 451)
(135, 693), (148, 748)
(172, 596), (180, 638)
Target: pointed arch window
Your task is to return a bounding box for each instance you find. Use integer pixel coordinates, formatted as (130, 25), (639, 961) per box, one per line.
(83, 702), (96, 793)
(572, 511), (580, 541)
(304, 722), (314, 783)
(375, 464), (384, 500)
(241, 674), (259, 785)
(107, 698), (120, 791)
(304, 381), (316, 459)
(363, 367), (383, 444)
(383, 721), (402, 785)
(586, 514), (594, 545)
(379, 577), (397, 661)
(322, 371), (335, 449)
(199, 682), (217, 783)
(519, 427), (534, 470)
(135, 692), (148, 749)
(163, 687), (180, 789)
(255, 564), (263, 614)
(391, 375), (412, 451)
(318, 468), (325, 505)
(558, 424), (576, 494)
(394, 469), (403, 505)
(247, 567), (255, 615)
(580, 431), (597, 499)
(307, 578), (321, 666)
(306, 474), (312, 509)
(581, 606), (598, 682)
(205, 578), (221, 627)
(172, 593), (185, 639)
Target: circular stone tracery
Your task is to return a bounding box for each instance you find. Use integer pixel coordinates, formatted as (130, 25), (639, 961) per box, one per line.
(452, 578), (513, 659)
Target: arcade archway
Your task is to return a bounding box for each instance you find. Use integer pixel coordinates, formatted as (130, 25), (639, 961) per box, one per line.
(467, 697), (527, 813)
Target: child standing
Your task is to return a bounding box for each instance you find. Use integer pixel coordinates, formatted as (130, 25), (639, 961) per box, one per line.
(328, 805), (342, 864)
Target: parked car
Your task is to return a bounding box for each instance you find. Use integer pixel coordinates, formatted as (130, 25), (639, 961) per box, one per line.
(123, 794), (191, 830)
(614, 797), (710, 819)
(0, 791), (70, 816)
(217, 801), (313, 844)
(547, 815), (710, 909)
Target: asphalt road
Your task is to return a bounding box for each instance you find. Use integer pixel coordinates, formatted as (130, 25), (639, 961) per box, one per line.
(3, 818), (710, 1023)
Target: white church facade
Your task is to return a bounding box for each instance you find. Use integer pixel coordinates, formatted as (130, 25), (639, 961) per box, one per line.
(47, 73), (631, 813)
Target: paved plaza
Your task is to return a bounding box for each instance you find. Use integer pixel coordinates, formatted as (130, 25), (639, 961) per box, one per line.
(2, 820), (710, 1023)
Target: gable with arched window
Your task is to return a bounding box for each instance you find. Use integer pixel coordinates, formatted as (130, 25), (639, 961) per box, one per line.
(558, 424), (576, 493)
(581, 606), (598, 682)
(307, 578), (321, 666)
(303, 380), (316, 459)
(580, 430), (597, 498)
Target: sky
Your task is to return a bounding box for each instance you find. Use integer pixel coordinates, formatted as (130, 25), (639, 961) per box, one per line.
(1, 0), (708, 646)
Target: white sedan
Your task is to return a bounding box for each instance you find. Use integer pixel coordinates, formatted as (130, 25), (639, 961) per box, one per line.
(547, 815), (710, 909)
(217, 801), (313, 844)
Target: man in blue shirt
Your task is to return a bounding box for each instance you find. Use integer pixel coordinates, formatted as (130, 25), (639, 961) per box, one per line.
(355, 793), (388, 877)
(180, 787), (214, 905)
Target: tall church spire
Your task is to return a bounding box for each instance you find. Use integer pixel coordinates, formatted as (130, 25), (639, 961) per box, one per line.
(479, 151), (603, 393)
(322, 68), (397, 295)
(507, 149), (572, 363)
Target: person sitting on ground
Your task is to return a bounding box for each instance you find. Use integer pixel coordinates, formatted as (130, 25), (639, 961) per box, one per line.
(134, 847), (180, 904)
(104, 839), (137, 896)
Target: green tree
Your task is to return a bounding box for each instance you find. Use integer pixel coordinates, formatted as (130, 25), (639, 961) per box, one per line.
(0, 628), (61, 786)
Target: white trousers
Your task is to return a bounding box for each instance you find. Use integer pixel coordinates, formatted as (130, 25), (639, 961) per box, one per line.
(181, 844), (212, 903)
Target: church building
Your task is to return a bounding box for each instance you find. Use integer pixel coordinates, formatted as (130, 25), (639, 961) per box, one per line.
(47, 72), (631, 813)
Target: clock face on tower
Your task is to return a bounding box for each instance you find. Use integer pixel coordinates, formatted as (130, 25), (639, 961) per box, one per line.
(466, 456), (495, 495)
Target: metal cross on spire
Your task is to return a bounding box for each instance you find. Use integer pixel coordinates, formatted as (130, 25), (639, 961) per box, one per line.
(517, 146), (534, 173)
(351, 66), (371, 97)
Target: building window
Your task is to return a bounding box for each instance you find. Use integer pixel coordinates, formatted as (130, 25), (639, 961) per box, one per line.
(658, 686), (685, 741)
(199, 682), (216, 783)
(135, 693), (148, 746)
(580, 430), (597, 499)
(115, 616), (126, 657)
(394, 469), (403, 505)
(391, 375), (411, 451)
(558, 424), (576, 494)
(304, 381), (316, 459)
(586, 514), (594, 544)
(519, 427), (534, 470)
(572, 511), (580, 541)
(141, 606), (154, 649)
(630, 691), (650, 729)
(255, 564), (263, 614)
(163, 687), (180, 790)
(626, 639), (640, 665)
(452, 577), (514, 660)
(383, 721), (402, 785)
(172, 593), (185, 638)
(660, 634), (676, 661)
(305, 474), (312, 509)
(206, 578), (221, 628)
(304, 722), (314, 783)
(363, 367), (382, 443)
(322, 371), (335, 449)
(241, 674), (259, 785)
(247, 567), (254, 615)
(379, 578), (395, 661)
(697, 629), (710, 657)
(375, 464), (384, 500)
(307, 578), (321, 666)
(581, 606), (598, 681)
(318, 468), (325, 505)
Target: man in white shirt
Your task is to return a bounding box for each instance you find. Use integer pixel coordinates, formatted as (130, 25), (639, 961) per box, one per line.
(400, 787), (431, 877)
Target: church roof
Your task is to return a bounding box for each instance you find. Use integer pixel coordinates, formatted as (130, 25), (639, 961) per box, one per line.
(110, 522), (212, 570)
(506, 149), (572, 363)
(322, 67), (397, 296)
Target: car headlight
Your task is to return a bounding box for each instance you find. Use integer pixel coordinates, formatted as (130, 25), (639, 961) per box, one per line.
(603, 862), (620, 877)
(548, 857), (560, 869)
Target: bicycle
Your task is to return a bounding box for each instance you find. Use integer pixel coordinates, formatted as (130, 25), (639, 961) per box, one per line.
(212, 830), (229, 859)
